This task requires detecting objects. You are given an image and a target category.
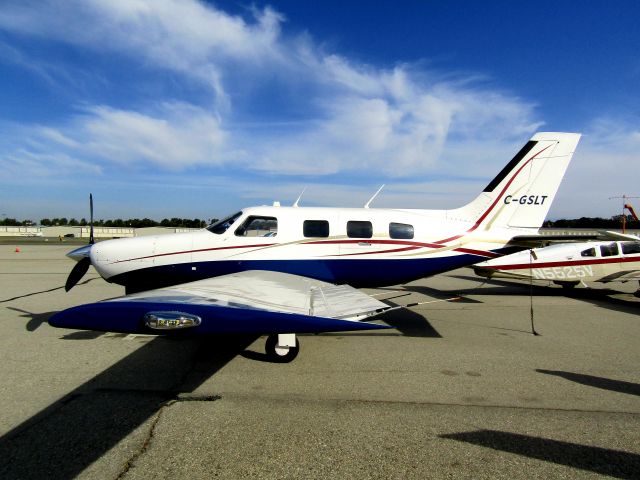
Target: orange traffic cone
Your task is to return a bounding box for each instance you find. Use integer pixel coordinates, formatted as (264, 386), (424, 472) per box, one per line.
(15, 247), (20, 253)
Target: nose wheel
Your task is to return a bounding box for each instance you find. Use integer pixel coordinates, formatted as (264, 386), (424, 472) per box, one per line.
(265, 334), (299, 363)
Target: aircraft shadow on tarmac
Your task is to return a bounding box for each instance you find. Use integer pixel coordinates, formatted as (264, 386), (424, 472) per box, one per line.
(0, 334), (259, 480)
(6, 307), (56, 332)
(0, 278), (97, 304)
(0, 298), (441, 478)
(317, 304), (442, 338)
(536, 369), (640, 397)
(440, 429), (640, 479)
(377, 306), (442, 337)
(7, 307), (107, 338)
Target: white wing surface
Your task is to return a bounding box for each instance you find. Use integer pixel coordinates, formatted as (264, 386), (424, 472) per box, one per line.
(122, 270), (389, 320)
(50, 270), (391, 334)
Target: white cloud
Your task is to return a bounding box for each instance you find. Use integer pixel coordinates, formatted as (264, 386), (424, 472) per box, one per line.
(0, 0), (285, 104)
(80, 103), (227, 168)
(0, 150), (101, 180)
(0, 0), (564, 217)
(0, 103), (228, 174)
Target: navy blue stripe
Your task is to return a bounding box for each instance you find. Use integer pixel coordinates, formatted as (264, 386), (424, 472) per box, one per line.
(110, 255), (487, 293)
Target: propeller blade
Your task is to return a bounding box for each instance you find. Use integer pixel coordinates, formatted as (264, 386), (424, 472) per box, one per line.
(89, 193), (94, 244)
(65, 257), (91, 292)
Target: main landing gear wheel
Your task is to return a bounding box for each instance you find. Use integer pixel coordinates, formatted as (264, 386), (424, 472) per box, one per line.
(265, 334), (299, 363)
(554, 280), (580, 289)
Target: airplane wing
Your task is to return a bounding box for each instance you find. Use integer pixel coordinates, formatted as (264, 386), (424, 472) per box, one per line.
(49, 270), (391, 335)
(507, 233), (602, 247)
(509, 230), (638, 247)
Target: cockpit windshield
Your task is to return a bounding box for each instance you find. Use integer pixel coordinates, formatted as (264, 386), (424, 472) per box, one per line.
(206, 211), (242, 234)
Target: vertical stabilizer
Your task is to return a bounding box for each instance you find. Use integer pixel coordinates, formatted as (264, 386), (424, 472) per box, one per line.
(448, 132), (581, 230)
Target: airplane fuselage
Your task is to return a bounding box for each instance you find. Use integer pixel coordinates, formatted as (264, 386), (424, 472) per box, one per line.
(63, 132), (582, 294)
(474, 240), (640, 284)
(89, 205), (529, 292)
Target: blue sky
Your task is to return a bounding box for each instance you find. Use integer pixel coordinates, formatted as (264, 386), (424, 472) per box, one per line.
(0, 0), (639, 222)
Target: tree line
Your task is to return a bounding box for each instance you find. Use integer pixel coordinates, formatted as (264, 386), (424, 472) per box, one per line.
(0, 217), (217, 228)
(543, 215), (639, 229)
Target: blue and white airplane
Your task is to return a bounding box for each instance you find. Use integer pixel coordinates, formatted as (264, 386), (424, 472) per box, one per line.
(51, 132), (581, 361)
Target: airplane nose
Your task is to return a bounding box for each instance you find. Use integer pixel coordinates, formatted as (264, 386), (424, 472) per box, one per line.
(85, 241), (118, 281)
(66, 244), (92, 262)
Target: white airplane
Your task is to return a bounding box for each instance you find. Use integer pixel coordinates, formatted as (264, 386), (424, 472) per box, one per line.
(50, 132), (581, 361)
(473, 237), (640, 289)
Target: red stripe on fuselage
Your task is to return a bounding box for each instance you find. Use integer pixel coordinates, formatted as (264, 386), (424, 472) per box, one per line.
(305, 239), (442, 248)
(113, 243), (277, 264)
(487, 256), (640, 270)
(336, 246), (422, 256)
(455, 248), (500, 258)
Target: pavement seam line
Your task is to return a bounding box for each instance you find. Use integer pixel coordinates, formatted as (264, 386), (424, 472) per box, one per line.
(217, 392), (640, 416)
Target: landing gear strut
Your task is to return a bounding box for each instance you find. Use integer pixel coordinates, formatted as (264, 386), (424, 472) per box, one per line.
(265, 333), (299, 363)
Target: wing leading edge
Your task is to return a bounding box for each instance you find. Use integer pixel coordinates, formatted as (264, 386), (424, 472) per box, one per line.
(49, 270), (391, 335)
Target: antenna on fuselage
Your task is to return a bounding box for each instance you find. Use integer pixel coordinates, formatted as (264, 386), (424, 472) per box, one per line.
(293, 187), (307, 207)
(364, 184), (385, 209)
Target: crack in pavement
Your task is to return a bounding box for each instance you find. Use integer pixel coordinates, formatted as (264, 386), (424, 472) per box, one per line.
(211, 391), (640, 416)
(115, 400), (174, 480)
(113, 395), (222, 479)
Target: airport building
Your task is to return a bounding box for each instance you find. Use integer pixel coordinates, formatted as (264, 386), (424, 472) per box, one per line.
(0, 225), (198, 238)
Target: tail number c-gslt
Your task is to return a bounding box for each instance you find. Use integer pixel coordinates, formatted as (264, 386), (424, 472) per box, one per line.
(504, 195), (548, 205)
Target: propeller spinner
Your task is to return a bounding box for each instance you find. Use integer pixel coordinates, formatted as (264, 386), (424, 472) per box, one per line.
(64, 194), (95, 292)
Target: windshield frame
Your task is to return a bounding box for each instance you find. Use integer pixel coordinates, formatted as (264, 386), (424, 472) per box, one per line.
(206, 211), (243, 234)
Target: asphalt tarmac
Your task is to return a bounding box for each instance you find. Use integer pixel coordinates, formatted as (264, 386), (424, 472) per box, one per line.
(0, 244), (638, 479)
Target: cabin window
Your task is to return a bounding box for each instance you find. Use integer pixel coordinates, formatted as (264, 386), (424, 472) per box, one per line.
(235, 216), (278, 237)
(621, 242), (640, 255)
(600, 242), (619, 257)
(389, 222), (414, 240)
(207, 211), (242, 234)
(347, 221), (372, 239)
(580, 247), (596, 257)
(303, 220), (329, 238)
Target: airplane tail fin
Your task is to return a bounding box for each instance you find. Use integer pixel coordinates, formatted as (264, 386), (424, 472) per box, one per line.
(448, 132), (581, 231)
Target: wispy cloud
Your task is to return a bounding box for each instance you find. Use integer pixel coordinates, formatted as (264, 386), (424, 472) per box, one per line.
(0, 0), (544, 177)
(80, 103), (227, 169)
(13, 1), (630, 220)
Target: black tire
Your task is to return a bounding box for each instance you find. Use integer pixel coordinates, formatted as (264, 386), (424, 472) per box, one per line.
(553, 281), (579, 289)
(265, 334), (299, 363)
